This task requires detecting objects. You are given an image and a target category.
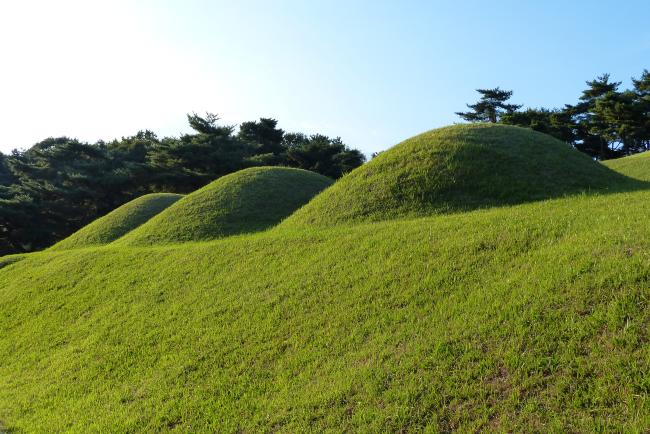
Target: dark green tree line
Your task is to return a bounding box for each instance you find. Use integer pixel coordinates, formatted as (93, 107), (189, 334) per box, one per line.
(459, 69), (650, 160)
(0, 114), (365, 254)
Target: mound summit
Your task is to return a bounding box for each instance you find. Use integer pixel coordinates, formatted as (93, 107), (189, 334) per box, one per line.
(49, 193), (183, 251)
(282, 123), (633, 228)
(117, 166), (332, 246)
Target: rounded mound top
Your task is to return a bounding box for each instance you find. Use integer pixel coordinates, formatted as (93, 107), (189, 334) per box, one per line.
(49, 193), (183, 251)
(602, 151), (650, 181)
(116, 167), (332, 246)
(282, 123), (630, 228)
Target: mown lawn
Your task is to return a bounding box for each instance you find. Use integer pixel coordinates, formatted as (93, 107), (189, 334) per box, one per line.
(49, 193), (183, 251)
(117, 167), (332, 246)
(283, 124), (636, 229)
(604, 151), (650, 182)
(1, 189), (649, 432)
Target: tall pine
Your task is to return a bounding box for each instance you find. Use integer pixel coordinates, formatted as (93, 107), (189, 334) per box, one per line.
(456, 88), (522, 123)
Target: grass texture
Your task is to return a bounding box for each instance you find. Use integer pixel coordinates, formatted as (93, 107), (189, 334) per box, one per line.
(116, 167), (332, 246)
(282, 124), (635, 228)
(603, 150), (650, 181)
(49, 193), (183, 251)
(1, 126), (649, 432)
(1, 192), (649, 432)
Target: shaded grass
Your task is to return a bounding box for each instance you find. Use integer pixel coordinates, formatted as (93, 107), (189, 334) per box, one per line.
(282, 124), (640, 229)
(117, 167), (332, 246)
(49, 193), (183, 251)
(1, 190), (649, 432)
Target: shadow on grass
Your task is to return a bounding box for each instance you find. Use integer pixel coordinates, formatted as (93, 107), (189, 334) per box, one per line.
(411, 143), (650, 214)
(0, 420), (22, 434)
(0, 254), (27, 270)
(380, 138), (650, 220)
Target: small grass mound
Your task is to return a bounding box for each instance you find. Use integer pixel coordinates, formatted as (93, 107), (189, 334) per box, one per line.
(282, 123), (636, 228)
(603, 151), (650, 181)
(49, 193), (183, 251)
(117, 167), (332, 246)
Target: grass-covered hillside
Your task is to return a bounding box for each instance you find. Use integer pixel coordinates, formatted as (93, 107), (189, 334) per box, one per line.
(1, 126), (649, 432)
(603, 150), (650, 181)
(116, 167), (332, 246)
(49, 193), (183, 251)
(283, 124), (634, 228)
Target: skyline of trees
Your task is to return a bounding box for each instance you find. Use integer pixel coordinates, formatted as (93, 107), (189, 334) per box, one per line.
(459, 69), (650, 160)
(0, 114), (365, 254)
(1, 69), (649, 255)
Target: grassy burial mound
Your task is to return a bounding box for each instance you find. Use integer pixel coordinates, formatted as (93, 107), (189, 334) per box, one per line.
(117, 167), (332, 246)
(1, 190), (650, 432)
(49, 193), (183, 251)
(282, 124), (634, 228)
(603, 151), (650, 181)
(3, 126), (650, 432)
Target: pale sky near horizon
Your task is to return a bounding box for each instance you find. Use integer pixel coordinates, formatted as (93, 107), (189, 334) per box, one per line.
(0, 0), (648, 156)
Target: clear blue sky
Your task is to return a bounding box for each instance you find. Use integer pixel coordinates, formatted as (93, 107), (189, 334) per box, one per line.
(0, 0), (648, 156)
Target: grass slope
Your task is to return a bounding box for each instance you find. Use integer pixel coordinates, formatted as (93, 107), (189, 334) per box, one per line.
(282, 124), (636, 228)
(603, 151), (650, 181)
(1, 191), (649, 432)
(116, 167), (332, 246)
(49, 193), (183, 251)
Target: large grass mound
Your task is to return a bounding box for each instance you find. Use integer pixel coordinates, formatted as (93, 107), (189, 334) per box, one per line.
(1, 191), (649, 432)
(282, 124), (634, 228)
(116, 167), (332, 246)
(603, 151), (650, 181)
(49, 193), (183, 251)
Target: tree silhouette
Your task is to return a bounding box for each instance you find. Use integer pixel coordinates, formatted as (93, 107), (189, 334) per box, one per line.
(456, 88), (522, 123)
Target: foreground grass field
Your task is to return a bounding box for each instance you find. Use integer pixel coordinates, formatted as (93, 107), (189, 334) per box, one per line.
(1, 189), (649, 432)
(1, 126), (649, 432)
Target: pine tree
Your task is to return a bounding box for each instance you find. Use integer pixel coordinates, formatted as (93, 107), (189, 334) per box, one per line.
(238, 118), (285, 156)
(456, 88), (522, 123)
(632, 70), (650, 151)
(147, 113), (251, 192)
(571, 74), (622, 159)
(501, 108), (576, 144)
(284, 133), (366, 178)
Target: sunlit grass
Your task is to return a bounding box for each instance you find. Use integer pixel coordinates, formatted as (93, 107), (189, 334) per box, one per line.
(116, 166), (332, 246)
(1, 189), (649, 432)
(603, 150), (650, 181)
(49, 193), (183, 251)
(283, 123), (637, 229)
(2, 126), (650, 431)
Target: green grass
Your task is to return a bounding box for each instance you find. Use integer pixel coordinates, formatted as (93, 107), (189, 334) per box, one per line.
(1, 191), (650, 432)
(1, 127), (650, 432)
(49, 193), (183, 251)
(282, 124), (636, 228)
(603, 151), (650, 181)
(116, 167), (332, 246)
(0, 253), (26, 270)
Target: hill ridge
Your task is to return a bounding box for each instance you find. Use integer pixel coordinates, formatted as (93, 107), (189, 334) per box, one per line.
(282, 123), (637, 228)
(49, 193), (183, 251)
(116, 166), (332, 246)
